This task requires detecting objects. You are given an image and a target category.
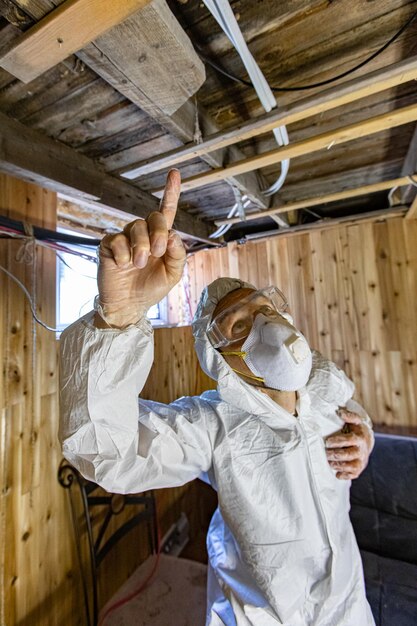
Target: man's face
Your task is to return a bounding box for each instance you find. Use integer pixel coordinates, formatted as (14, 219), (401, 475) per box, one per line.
(213, 287), (286, 350)
(212, 288), (290, 384)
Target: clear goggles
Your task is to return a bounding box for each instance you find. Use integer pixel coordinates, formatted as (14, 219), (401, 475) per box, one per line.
(207, 286), (289, 349)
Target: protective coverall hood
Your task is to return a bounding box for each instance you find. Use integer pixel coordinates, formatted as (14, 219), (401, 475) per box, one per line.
(192, 277), (256, 380)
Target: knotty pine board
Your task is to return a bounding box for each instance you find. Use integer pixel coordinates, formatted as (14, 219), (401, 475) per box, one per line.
(186, 217), (417, 430)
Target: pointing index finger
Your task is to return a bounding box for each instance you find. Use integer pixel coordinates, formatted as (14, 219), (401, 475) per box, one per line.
(159, 169), (181, 230)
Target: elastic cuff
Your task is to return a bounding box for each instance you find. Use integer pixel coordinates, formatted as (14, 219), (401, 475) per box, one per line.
(82, 310), (153, 336)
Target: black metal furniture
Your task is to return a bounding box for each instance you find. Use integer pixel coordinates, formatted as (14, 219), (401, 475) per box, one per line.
(58, 461), (158, 626)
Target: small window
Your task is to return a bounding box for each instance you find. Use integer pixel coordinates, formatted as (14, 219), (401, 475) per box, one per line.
(56, 229), (168, 331)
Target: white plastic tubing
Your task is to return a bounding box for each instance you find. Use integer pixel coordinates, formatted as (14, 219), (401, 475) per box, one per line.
(204, 0), (290, 238)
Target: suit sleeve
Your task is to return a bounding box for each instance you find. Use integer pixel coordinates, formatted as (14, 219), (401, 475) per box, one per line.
(59, 312), (217, 494)
(309, 350), (374, 448)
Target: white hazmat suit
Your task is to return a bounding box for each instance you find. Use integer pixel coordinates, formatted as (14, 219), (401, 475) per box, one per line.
(60, 278), (375, 626)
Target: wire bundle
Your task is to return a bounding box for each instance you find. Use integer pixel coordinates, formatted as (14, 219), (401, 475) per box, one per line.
(0, 216), (99, 332)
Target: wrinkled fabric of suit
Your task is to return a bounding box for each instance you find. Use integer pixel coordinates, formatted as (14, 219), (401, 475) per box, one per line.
(60, 278), (375, 626)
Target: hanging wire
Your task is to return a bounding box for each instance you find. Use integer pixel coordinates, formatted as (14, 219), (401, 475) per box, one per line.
(196, 9), (417, 92)
(0, 263), (59, 332)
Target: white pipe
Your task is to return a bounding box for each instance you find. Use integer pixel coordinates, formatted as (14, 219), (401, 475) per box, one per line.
(203, 0), (290, 196)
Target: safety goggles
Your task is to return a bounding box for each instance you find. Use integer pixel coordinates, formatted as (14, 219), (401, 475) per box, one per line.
(207, 286), (289, 348)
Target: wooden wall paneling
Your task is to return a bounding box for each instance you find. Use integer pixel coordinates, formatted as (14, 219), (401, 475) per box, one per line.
(0, 173), (87, 625)
(403, 220), (417, 421)
(186, 253), (198, 313)
(361, 224), (385, 352)
(334, 227), (361, 384)
(346, 225), (371, 352)
(202, 248), (214, 286)
(255, 242), (268, 288)
(218, 245), (230, 282)
(387, 219), (415, 360)
(237, 243), (251, 285)
(246, 242), (260, 289)
(374, 222), (400, 351)
(319, 229), (344, 354)
(1, 403), (23, 626)
(185, 216), (417, 429)
(194, 247), (207, 307)
(286, 235), (307, 338)
(358, 350), (378, 424)
(309, 231), (331, 358)
(387, 351), (410, 427)
(226, 241), (239, 279)
(277, 238), (293, 318)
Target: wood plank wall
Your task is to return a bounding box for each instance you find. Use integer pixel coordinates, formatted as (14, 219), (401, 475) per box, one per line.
(186, 217), (417, 431)
(0, 173), (85, 625)
(0, 174), (216, 625)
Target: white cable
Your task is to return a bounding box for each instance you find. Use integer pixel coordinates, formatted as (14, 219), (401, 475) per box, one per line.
(203, 0), (290, 196)
(210, 198), (251, 238)
(0, 263), (59, 332)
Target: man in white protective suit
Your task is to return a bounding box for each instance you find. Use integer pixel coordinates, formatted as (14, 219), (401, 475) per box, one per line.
(59, 170), (376, 626)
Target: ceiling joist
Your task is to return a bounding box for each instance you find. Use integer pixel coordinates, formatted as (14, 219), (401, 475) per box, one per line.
(121, 56), (417, 180)
(175, 104), (417, 193)
(215, 176), (415, 225)
(0, 0), (154, 83)
(0, 111), (211, 242)
(3, 0), (269, 210)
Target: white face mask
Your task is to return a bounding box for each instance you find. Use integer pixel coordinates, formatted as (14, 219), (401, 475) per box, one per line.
(223, 314), (312, 391)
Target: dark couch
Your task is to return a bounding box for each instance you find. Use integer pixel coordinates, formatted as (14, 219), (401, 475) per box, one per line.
(350, 433), (417, 626)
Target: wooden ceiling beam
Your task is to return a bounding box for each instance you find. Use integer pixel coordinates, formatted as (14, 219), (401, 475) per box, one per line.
(0, 0), (153, 83)
(121, 56), (417, 180)
(215, 176), (414, 226)
(176, 104), (417, 193)
(74, 9), (268, 209)
(0, 112), (211, 241)
(3, 0), (268, 209)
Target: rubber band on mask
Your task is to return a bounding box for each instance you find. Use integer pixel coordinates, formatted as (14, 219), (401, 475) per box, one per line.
(221, 349), (265, 383)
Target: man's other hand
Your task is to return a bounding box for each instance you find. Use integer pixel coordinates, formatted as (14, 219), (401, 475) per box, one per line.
(325, 409), (373, 480)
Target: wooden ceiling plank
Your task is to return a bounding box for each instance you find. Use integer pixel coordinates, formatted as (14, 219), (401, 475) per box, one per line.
(215, 176), (414, 226)
(177, 104), (417, 193)
(0, 0), (153, 83)
(0, 111), (210, 240)
(3, 0), (269, 209)
(75, 16), (269, 208)
(120, 56), (417, 180)
(83, 0), (205, 116)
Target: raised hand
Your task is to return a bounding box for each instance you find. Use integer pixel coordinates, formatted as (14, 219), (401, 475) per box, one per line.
(95, 169), (186, 328)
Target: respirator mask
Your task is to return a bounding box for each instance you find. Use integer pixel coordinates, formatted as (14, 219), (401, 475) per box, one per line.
(207, 287), (312, 391)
